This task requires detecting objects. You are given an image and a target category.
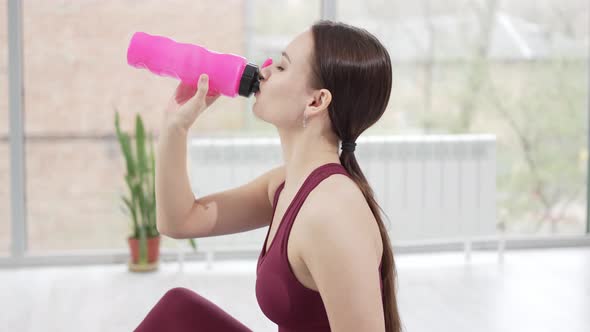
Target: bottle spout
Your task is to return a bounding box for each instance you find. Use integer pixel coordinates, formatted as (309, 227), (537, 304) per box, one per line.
(261, 57), (273, 69)
(238, 57), (273, 97)
(251, 57), (272, 94)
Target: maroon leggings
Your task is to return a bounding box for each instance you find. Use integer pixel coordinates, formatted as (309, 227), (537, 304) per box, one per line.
(134, 287), (253, 332)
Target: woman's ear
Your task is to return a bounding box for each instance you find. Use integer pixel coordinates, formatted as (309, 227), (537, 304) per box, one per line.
(307, 89), (332, 111)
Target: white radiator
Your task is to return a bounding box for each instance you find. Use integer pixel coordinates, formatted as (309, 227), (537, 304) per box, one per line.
(182, 134), (499, 267)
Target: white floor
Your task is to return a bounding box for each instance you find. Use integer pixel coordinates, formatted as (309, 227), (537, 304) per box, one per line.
(1, 247), (588, 332)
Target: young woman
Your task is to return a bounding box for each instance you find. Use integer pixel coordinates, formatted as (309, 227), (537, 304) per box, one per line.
(135, 20), (402, 332)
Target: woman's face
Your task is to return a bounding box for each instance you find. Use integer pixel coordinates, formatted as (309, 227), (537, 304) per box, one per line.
(253, 29), (316, 129)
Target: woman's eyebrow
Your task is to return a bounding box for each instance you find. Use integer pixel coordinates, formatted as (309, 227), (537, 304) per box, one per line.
(281, 51), (291, 63)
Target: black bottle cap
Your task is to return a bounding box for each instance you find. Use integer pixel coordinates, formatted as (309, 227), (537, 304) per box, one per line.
(238, 63), (261, 97)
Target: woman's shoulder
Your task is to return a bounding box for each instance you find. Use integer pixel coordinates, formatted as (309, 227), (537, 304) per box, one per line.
(308, 173), (364, 208)
(299, 173), (374, 228)
(297, 173), (382, 268)
(266, 165), (286, 206)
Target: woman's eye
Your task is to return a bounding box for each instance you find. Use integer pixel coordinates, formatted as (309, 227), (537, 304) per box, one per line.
(276, 65), (284, 71)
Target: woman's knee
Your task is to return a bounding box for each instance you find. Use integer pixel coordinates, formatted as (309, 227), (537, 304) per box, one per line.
(163, 287), (192, 298)
(160, 287), (211, 307)
(161, 287), (196, 305)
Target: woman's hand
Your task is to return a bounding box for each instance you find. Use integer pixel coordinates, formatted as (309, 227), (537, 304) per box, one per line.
(163, 74), (220, 132)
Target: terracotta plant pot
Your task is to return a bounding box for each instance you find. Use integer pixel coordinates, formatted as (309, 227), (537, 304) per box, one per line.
(127, 235), (161, 272)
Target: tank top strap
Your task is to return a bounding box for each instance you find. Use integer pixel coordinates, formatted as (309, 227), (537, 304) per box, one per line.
(278, 163), (350, 255)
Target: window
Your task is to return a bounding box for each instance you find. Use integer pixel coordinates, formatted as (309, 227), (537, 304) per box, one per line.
(0, 0), (9, 255)
(338, 0), (589, 236)
(22, 0), (254, 252)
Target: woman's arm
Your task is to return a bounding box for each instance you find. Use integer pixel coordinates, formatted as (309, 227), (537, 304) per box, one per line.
(155, 75), (219, 234)
(299, 177), (385, 332)
(155, 122), (193, 234)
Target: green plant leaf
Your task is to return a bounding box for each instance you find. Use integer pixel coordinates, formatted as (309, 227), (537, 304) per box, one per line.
(135, 114), (148, 174)
(132, 181), (143, 226)
(149, 132), (157, 231)
(117, 111), (163, 259)
(189, 238), (198, 251)
(121, 194), (138, 237)
(138, 224), (148, 264)
(115, 111), (136, 177)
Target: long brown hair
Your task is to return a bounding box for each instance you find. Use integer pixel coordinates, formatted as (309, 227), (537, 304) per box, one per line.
(309, 20), (402, 332)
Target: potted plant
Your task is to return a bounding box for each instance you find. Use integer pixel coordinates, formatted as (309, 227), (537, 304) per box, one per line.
(115, 111), (197, 272)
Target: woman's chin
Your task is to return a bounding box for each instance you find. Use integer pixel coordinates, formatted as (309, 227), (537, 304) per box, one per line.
(252, 103), (261, 116)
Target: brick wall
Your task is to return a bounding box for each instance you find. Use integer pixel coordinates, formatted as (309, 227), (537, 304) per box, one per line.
(0, 0), (249, 253)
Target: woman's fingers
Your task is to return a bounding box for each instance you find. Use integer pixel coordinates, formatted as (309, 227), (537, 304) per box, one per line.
(175, 74), (211, 130)
(165, 74), (220, 131)
(181, 74), (208, 111)
(205, 93), (220, 107)
(193, 74), (209, 103)
(174, 82), (197, 105)
(174, 73), (212, 105)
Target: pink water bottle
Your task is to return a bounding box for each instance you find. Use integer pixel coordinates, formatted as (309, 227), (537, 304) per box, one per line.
(127, 32), (273, 98)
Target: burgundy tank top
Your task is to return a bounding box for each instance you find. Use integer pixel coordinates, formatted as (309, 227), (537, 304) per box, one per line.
(256, 163), (383, 332)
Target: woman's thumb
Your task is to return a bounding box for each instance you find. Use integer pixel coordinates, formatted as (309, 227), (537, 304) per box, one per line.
(182, 74), (209, 114)
(194, 74), (209, 101)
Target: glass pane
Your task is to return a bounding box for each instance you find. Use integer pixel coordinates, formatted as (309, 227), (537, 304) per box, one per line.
(0, 0), (10, 256)
(26, 141), (130, 250)
(244, 0), (322, 133)
(23, 0), (262, 252)
(338, 0), (588, 236)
